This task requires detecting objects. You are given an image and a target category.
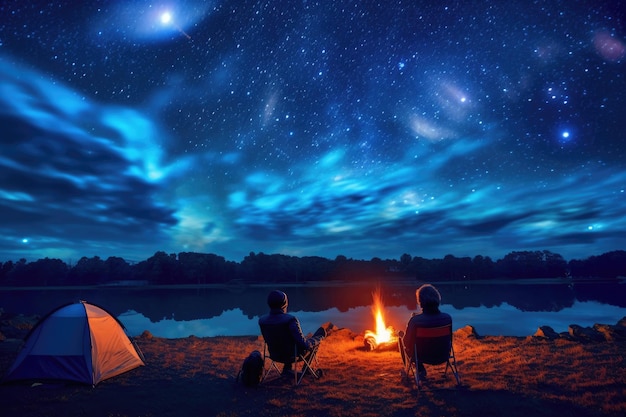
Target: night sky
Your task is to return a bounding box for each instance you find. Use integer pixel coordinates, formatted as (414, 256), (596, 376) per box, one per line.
(1, 0), (625, 263)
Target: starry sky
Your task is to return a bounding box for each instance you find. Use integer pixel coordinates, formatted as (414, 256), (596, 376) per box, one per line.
(0, 0), (625, 264)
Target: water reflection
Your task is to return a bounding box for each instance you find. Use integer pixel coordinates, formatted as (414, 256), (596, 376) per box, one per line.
(1, 282), (624, 337)
(118, 300), (625, 338)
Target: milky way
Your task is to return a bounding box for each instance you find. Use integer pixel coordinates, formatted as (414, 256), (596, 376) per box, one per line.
(0, 0), (624, 263)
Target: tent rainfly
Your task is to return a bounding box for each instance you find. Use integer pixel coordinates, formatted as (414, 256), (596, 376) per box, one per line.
(2, 301), (145, 386)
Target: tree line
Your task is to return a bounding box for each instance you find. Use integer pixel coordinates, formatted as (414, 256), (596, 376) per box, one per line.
(0, 250), (624, 287)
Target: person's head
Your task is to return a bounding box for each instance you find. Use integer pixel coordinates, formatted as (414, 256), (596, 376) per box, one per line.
(267, 290), (288, 312)
(416, 284), (441, 311)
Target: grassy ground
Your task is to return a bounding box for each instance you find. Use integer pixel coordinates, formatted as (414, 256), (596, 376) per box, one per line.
(1, 320), (625, 417)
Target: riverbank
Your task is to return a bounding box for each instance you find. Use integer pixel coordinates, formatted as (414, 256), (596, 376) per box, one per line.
(1, 314), (625, 417)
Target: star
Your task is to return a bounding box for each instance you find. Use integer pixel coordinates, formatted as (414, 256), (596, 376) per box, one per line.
(160, 12), (172, 25)
(0, 0), (624, 264)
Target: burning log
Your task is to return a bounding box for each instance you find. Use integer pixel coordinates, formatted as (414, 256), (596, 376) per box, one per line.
(363, 333), (399, 351)
(363, 288), (398, 351)
(364, 335), (377, 351)
(364, 329), (398, 351)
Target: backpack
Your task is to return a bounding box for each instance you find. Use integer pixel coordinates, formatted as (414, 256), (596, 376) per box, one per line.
(238, 350), (264, 387)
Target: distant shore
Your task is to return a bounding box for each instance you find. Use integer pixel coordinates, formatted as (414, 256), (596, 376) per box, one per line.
(2, 275), (622, 291)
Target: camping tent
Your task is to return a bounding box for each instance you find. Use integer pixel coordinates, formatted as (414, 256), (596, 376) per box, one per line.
(2, 301), (145, 386)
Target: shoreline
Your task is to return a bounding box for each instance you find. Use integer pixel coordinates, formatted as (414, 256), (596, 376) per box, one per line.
(0, 276), (621, 291)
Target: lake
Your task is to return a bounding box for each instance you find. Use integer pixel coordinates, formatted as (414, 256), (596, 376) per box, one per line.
(1, 281), (624, 338)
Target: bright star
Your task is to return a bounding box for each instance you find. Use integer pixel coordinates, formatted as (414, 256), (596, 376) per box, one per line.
(161, 12), (172, 25)
(157, 10), (190, 39)
(557, 126), (574, 144)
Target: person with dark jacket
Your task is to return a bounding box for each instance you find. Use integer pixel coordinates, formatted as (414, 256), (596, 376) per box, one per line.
(258, 290), (326, 374)
(399, 284), (452, 377)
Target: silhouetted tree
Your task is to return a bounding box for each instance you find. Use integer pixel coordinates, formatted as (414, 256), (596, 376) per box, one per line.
(102, 256), (133, 282)
(240, 252), (296, 282)
(68, 256), (106, 285)
(569, 250), (626, 279)
(438, 255), (473, 281)
(0, 260), (15, 285)
(410, 256), (436, 281)
(133, 251), (180, 284)
(495, 250), (567, 279)
(177, 252), (233, 284)
(1, 248), (623, 287)
(6, 259), (28, 285)
(296, 256), (333, 282)
(543, 251), (568, 278)
(400, 253), (412, 268)
(27, 258), (69, 286)
(472, 255), (495, 280)
(334, 255), (348, 263)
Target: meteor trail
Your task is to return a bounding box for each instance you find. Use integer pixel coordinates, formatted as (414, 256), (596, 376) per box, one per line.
(161, 11), (191, 39)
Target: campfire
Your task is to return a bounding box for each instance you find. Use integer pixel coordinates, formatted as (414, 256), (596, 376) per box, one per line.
(363, 289), (397, 351)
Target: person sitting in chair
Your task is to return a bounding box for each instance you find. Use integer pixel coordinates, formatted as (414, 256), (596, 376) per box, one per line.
(258, 290), (326, 375)
(399, 284), (451, 378)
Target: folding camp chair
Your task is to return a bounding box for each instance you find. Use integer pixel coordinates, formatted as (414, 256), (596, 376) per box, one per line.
(398, 323), (461, 390)
(259, 322), (322, 386)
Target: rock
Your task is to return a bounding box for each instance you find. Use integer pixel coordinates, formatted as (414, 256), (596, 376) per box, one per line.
(613, 323), (626, 338)
(456, 325), (479, 339)
(616, 316), (626, 328)
(568, 324), (605, 342)
(332, 328), (360, 341)
(534, 326), (559, 339)
(593, 324), (615, 341)
(322, 322), (335, 335)
(593, 323), (626, 341)
(140, 330), (154, 339)
(312, 322), (335, 338)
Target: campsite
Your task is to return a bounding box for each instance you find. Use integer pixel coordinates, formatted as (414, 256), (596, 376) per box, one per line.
(1, 307), (624, 417)
(1, 1), (625, 414)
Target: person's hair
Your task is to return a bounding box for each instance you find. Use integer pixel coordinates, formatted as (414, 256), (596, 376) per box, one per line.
(267, 290), (288, 310)
(416, 284), (441, 309)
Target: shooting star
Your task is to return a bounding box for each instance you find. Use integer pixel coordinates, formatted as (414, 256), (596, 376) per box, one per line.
(160, 11), (191, 39)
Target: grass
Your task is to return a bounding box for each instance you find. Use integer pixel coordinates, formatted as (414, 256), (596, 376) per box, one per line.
(1, 323), (625, 416)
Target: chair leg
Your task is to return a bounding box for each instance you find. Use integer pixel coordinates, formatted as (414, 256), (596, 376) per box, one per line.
(261, 343), (286, 383)
(440, 358), (460, 387)
(450, 359), (461, 386)
(261, 359), (281, 383)
(261, 345), (323, 386)
(413, 351), (422, 390)
(449, 346), (461, 386)
(294, 363), (298, 385)
(398, 337), (412, 382)
(296, 346), (321, 385)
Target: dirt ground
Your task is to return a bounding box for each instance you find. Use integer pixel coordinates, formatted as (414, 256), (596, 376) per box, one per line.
(1, 319), (625, 417)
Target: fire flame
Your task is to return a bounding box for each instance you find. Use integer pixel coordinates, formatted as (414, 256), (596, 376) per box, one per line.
(364, 289), (393, 345)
